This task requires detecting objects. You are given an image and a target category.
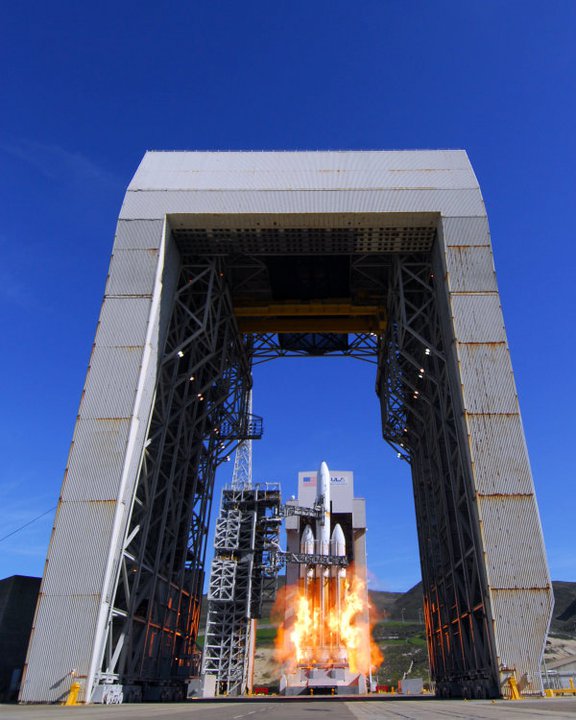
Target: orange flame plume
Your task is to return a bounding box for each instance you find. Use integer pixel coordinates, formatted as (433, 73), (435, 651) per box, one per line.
(273, 567), (383, 676)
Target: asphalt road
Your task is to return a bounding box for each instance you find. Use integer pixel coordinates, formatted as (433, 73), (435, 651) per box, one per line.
(1, 698), (576, 720)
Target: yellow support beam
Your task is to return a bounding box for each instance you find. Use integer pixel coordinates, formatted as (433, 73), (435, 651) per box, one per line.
(234, 301), (382, 317)
(236, 317), (386, 333)
(234, 300), (387, 333)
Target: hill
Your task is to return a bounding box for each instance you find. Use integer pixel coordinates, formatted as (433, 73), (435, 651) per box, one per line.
(199, 578), (576, 686)
(551, 581), (576, 636)
(373, 580), (576, 636)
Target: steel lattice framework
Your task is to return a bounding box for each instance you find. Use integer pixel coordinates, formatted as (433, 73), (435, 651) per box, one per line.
(379, 253), (497, 697)
(21, 151), (552, 704)
(97, 258), (261, 699)
(202, 485), (281, 695)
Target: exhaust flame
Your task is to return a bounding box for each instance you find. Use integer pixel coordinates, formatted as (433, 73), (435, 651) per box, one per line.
(274, 569), (383, 676)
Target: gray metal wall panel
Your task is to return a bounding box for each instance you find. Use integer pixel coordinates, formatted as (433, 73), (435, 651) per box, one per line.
(352, 498), (366, 529)
(105, 249), (160, 297)
(119, 188), (485, 221)
(479, 496), (551, 588)
(21, 595), (100, 703)
(451, 295), (506, 343)
(129, 150), (476, 192)
(23, 223), (173, 701)
(467, 414), (534, 495)
(442, 216), (491, 246)
(62, 418), (131, 501)
(129, 167), (476, 192)
(41, 501), (116, 595)
(457, 344), (518, 414)
(95, 298), (151, 347)
(438, 213), (552, 696)
(114, 219), (164, 250)
(80, 346), (143, 419)
(445, 246), (498, 292)
(490, 589), (553, 688)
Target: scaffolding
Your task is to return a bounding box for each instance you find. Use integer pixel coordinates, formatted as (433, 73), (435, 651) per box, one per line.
(202, 483), (281, 695)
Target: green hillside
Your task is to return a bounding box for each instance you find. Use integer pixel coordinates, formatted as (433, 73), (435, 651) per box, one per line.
(198, 578), (576, 685)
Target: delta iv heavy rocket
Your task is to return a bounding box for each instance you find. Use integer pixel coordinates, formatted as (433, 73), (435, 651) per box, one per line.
(281, 461), (372, 694)
(298, 462), (349, 667)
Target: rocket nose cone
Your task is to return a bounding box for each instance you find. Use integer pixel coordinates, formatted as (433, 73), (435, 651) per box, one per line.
(330, 523), (346, 556)
(319, 461), (330, 476)
(331, 523), (345, 544)
(302, 525), (315, 543)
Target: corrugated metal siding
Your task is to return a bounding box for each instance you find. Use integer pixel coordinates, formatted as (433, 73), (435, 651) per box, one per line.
(62, 418), (131, 501)
(490, 589), (553, 683)
(129, 150), (476, 191)
(95, 297), (151, 347)
(24, 220), (169, 700)
(467, 414), (534, 495)
(105, 249), (160, 297)
(20, 594), (100, 703)
(457, 344), (518, 414)
(479, 496), (551, 589)
(119, 188), (486, 221)
(438, 212), (552, 695)
(42, 501), (116, 595)
(80, 346), (143, 419)
(445, 246), (498, 292)
(441, 216), (491, 246)
(451, 295), (506, 343)
(114, 219), (164, 250)
(127, 167), (477, 192)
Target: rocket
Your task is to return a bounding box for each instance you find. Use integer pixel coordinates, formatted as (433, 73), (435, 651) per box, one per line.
(316, 462), (331, 661)
(298, 461), (348, 666)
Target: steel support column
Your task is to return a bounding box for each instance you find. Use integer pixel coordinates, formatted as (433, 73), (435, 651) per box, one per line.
(379, 253), (497, 698)
(97, 257), (253, 699)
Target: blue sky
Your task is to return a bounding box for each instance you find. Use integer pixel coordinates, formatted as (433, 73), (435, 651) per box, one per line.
(1, 1), (575, 592)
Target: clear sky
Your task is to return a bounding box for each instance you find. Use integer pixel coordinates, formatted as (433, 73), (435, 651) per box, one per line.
(1, 1), (575, 592)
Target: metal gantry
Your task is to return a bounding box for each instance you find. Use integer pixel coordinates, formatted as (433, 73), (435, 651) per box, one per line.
(97, 258), (260, 698)
(22, 152), (552, 704)
(201, 484), (281, 696)
(378, 253), (497, 698)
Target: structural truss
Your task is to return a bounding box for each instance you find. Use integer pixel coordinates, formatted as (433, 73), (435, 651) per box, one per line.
(22, 152), (552, 703)
(202, 484), (281, 695)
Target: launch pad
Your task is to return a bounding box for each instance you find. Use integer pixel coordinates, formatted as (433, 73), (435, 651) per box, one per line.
(21, 151), (552, 703)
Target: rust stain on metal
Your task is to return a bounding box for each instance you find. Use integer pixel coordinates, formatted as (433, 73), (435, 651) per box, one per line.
(492, 586), (551, 593)
(447, 244), (491, 249)
(464, 412), (520, 418)
(388, 168), (451, 173)
(476, 493), (534, 499)
(457, 341), (507, 347)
